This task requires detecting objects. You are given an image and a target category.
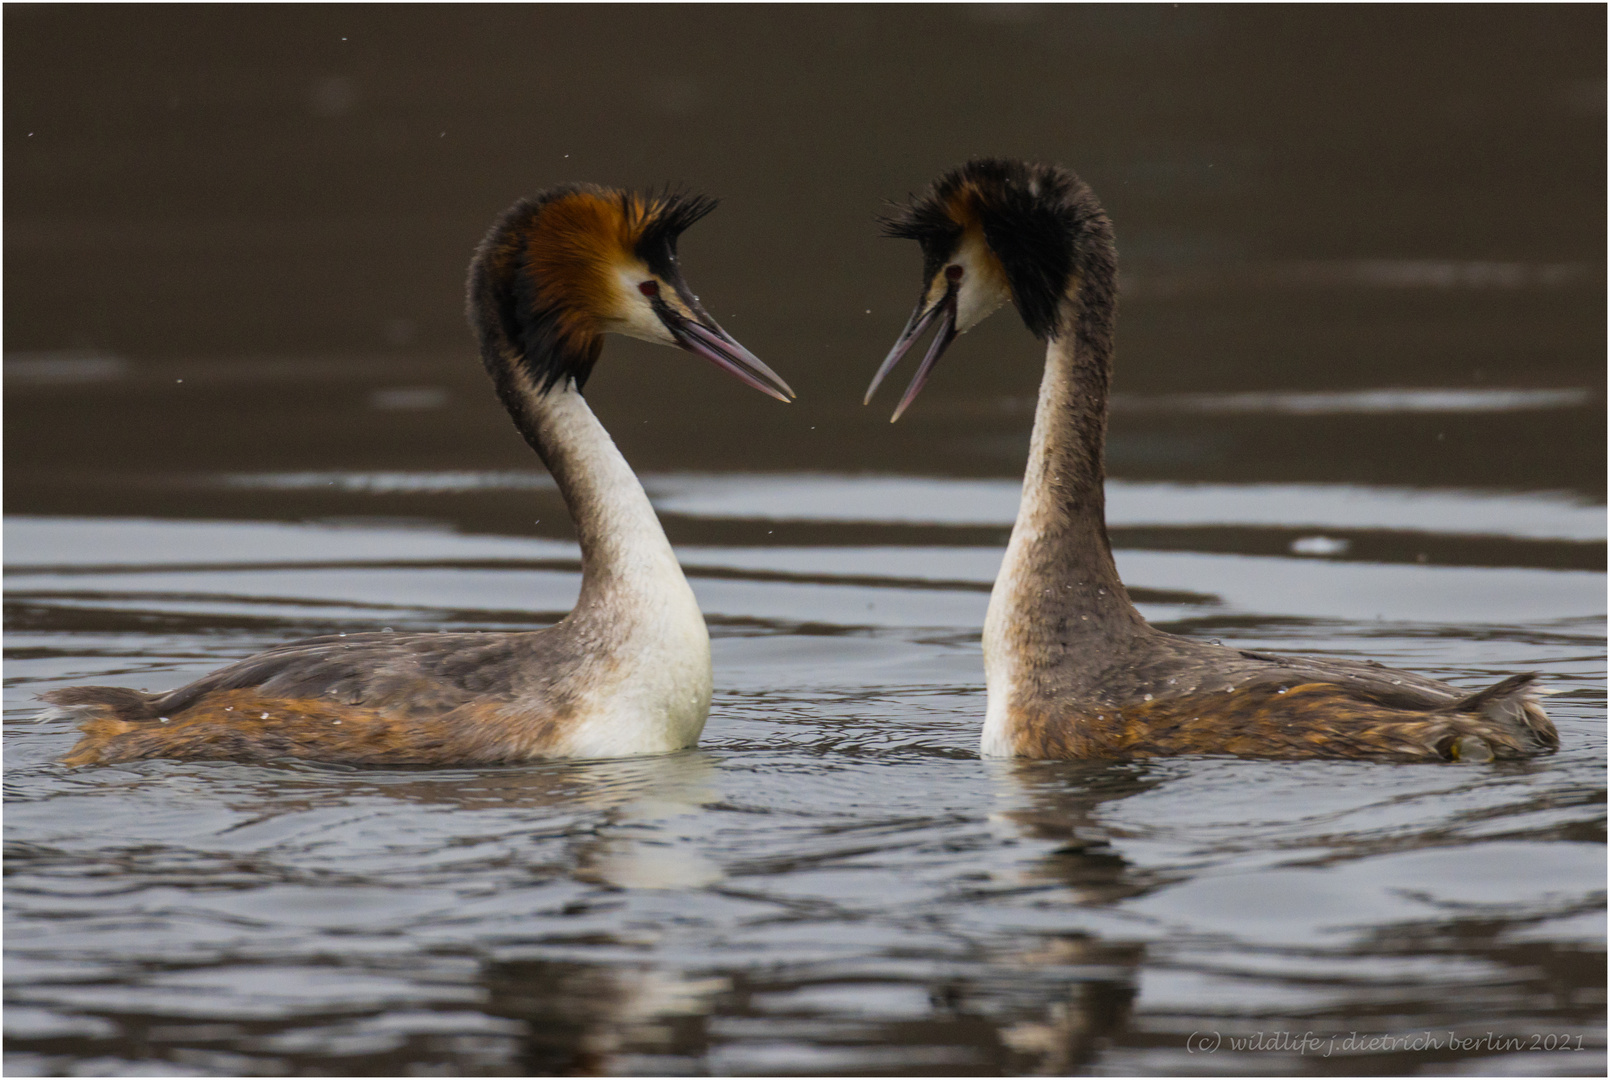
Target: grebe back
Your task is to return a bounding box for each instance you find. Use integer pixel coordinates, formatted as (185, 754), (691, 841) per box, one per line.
(867, 158), (1557, 763)
(50, 183), (794, 767)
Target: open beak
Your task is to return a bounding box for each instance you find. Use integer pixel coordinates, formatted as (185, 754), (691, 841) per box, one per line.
(655, 293), (794, 403)
(863, 283), (958, 422)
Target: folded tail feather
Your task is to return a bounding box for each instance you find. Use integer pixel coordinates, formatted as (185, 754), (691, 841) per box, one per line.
(40, 687), (171, 766)
(1440, 672), (1558, 752)
(40, 685), (162, 721)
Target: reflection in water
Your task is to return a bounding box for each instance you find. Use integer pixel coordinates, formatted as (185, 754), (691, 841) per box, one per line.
(555, 755), (727, 892)
(484, 958), (727, 1074)
(960, 761), (1156, 1071)
(356, 749), (720, 816)
(354, 752), (727, 893)
(482, 942), (1139, 1076)
(992, 938), (1140, 1076)
(477, 758), (1151, 1075)
(978, 758), (1607, 1075)
(989, 758), (1174, 906)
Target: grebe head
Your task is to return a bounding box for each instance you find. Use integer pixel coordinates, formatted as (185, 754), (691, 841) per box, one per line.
(865, 159), (1111, 420)
(469, 184), (794, 401)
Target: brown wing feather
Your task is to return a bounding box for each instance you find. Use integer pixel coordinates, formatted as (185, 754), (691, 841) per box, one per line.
(60, 689), (570, 767)
(1014, 674), (1556, 762)
(49, 630), (588, 767)
(147, 632), (551, 715)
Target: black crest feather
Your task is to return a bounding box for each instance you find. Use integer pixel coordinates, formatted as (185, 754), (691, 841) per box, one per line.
(634, 189), (719, 278)
(882, 158), (1113, 340)
(879, 193), (963, 286)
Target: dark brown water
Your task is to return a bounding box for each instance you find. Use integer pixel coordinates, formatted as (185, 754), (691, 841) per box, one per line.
(6, 7), (1605, 1076)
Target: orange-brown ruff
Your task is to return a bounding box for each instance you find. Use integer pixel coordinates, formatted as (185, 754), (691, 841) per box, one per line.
(50, 184), (794, 767)
(870, 159), (1558, 763)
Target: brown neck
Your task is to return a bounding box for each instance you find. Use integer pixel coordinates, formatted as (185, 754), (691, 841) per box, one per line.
(993, 269), (1145, 640)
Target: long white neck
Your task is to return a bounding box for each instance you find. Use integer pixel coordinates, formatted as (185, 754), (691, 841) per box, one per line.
(522, 382), (683, 611)
(512, 375), (712, 754)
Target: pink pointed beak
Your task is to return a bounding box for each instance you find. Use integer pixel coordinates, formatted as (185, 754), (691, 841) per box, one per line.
(651, 287), (794, 403)
(864, 282), (959, 422)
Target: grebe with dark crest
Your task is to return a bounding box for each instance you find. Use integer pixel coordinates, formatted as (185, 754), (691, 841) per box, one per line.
(867, 159), (1557, 762)
(50, 183), (795, 766)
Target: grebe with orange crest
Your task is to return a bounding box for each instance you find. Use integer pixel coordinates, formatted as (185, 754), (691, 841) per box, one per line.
(49, 183), (794, 766)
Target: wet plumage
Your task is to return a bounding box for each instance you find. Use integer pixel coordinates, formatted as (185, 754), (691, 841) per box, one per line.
(869, 158), (1558, 762)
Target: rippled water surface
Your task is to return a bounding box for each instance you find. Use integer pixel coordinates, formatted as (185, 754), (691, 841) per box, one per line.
(6, 5), (1605, 1076)
(8, 473), (1605, 1076)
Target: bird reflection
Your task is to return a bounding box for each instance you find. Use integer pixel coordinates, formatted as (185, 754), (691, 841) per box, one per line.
(376, 753), (729, 1071)
(351, 750), (724, 891)
(481, 958), (726, 1074)
(993, 937), (1141, 1075)
(461, 758), (1165, 1075)
(987, 757), (1175, 905)
(847, 759), (1166, 1073)
(130, 757), (1180, 1073)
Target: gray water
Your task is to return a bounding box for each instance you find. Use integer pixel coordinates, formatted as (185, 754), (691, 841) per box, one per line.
(6, 6), (1605, 1076)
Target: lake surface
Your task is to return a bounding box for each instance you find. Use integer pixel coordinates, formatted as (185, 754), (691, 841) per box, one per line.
(5, 6), (1605, 1076)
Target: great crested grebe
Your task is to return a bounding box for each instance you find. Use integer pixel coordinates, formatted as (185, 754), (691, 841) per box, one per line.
(867, 159), (1558, 762)
(49, 183), (794, 767)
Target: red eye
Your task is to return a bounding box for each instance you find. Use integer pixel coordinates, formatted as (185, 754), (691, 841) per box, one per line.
(638, 281), (659, 297)
(946, 265), (964, 281)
